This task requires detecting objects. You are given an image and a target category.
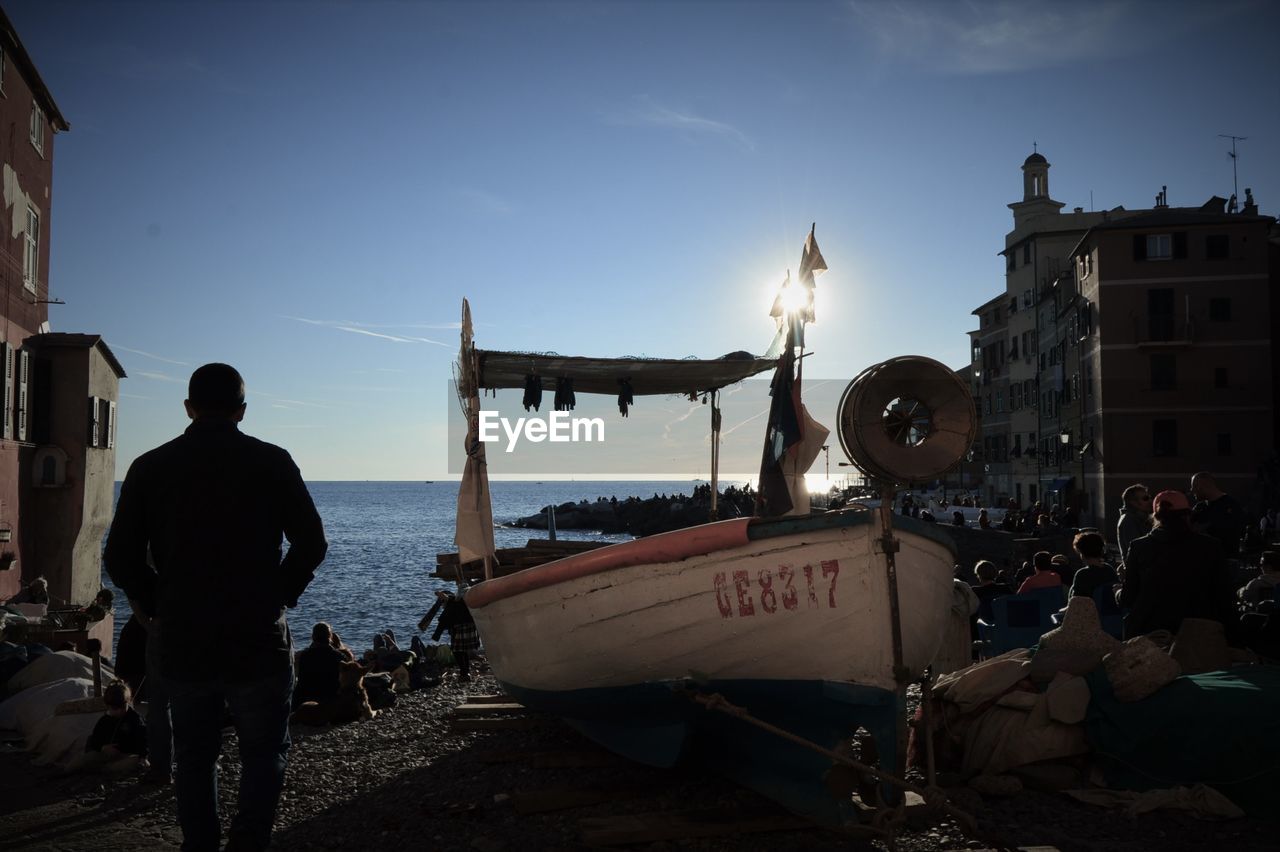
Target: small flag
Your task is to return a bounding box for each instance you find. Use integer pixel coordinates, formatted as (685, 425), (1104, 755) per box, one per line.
(796, 223), (826, 324)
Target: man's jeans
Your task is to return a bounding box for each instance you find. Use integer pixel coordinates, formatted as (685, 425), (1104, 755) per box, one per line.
(168, 666), (293, 852)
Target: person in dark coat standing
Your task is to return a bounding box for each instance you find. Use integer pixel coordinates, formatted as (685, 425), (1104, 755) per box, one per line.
(1120, 489), (1237, 641)
(419, 589), (479, 682)
(104, 363), (328, 852)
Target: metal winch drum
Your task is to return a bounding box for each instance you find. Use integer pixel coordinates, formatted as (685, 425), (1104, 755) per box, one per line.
(836, 355), (977, 485)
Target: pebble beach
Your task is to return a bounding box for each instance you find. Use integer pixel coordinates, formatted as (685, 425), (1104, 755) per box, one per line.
(2, 667), (1277, 852)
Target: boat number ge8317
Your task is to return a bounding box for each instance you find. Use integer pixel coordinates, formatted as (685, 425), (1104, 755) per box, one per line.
(713, 560), (840, 618)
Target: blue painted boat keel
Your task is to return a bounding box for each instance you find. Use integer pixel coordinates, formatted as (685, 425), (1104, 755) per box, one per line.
(498, 678), (903, 828)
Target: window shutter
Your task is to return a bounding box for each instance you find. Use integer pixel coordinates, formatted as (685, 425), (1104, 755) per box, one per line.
(16, 350), (29, 441)
(1133, 234), (1146, 261)
(87, 395), (100, 448)
(2, 342), (11, 440)
(107, 400), (117, 449)
(1173, 232), (1187, 259)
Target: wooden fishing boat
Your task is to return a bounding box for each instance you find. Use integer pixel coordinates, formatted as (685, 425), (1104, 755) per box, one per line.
(452, 229), (976, 826)
(466, 508), (956, 825)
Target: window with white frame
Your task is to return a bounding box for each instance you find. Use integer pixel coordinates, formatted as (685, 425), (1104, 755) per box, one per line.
(1146, 234), (1172, 259)
(23, 206), (38, 292)
(30, 102), (45, 154)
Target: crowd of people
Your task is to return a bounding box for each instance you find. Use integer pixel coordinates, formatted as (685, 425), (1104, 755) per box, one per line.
(953, 471), (1280, 660)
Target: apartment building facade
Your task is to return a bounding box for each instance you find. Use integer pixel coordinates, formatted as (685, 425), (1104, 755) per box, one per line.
(973, 153), (1109, 510)
(972, 151), (1279, 538)
(0, 8), (125, 610)
(1072, 195), (1278, 534)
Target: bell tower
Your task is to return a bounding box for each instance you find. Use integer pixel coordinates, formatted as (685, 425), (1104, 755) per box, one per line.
(1009, 148), (1064, 229)
(1022, 151), (1049, 200)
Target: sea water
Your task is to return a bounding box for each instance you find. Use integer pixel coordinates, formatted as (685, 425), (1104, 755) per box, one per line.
(103, 480), (738, 655)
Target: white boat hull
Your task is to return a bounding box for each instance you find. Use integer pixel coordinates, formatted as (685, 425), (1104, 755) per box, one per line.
(468, 509), (955, 695)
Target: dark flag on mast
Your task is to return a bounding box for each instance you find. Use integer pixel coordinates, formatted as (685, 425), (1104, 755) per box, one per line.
(756, 225), (825, 517)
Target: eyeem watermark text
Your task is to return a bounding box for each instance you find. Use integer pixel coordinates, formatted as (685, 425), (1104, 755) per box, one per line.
(478, 411), (606, 453)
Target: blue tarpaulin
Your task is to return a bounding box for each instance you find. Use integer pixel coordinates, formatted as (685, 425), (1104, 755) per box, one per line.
(1084, 666), (1280, 817)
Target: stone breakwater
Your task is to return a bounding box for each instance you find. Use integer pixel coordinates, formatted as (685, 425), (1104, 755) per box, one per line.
(508, 487), (756, 537)
(2, 672), (1276, 851)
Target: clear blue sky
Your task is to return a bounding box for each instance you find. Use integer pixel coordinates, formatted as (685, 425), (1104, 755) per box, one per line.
(8, 0), (1279, 480)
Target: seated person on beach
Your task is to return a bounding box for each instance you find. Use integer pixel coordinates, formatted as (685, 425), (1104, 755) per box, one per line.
(1068, 532), (1118, 600)
(79, 680), (148, 774)
(79, 588), (114, 623)
(969, 560), (1014, 635)
(294, 622), (344, 709)
(1239, 551), (1280, 606)
(1049, 553), (1074, 585)
(1016, 551), (1063, 594)
(8, 576), (50, 605)
(1120, 490), (1238, 640)
(369, 631), (413, 671)
(329, 630), (355, 662)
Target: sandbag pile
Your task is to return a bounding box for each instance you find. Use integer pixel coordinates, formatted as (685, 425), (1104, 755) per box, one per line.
(0, 649), (115, 768)
(921, 600), (1243, 791)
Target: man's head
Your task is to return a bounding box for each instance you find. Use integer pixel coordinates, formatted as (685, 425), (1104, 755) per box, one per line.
(103, 680), (131, 717)
(185, 363), (246, 421)
(311, 622), (332, 644)
(975, 560), (997, 583)
(1153, 489), (1192, 528)
(1261, 551), (1280, 574)
(1033, 551), (1053, 572)
(1121, 483), (1152, 513)
(1073, 531), (1105, 560)
(1190, 472), (1221, 501)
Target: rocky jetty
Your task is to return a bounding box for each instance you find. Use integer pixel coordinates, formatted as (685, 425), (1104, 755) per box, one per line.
(508, 484), (756, 537)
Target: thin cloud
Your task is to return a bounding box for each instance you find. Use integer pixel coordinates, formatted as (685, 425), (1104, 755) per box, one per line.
(119, 392), (154, 400)
(135, 370), (185, 384)
(284, 316), (450, 347)
(248, 391), (331, 410)
(662, 401), (703, 442)
(111, 345), (190, 367)
(608, 96), (754, 151)
(848, 0), (1138, 74)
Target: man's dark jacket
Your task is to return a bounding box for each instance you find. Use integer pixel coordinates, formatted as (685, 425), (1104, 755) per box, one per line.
(1119, 523), (1237, 640)
(104, 418), (328, 682)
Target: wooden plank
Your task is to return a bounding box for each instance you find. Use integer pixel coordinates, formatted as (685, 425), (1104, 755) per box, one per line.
(462, 693), (516, 704)
(450, 702), (527, 716)
(578, 807), (814, 846)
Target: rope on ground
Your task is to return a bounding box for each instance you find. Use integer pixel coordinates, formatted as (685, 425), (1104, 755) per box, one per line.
(686, 690), (979, 837)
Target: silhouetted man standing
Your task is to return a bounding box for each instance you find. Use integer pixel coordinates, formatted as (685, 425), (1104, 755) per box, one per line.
(105, 363), (328, 852)
(1191, 471), (1246, 559)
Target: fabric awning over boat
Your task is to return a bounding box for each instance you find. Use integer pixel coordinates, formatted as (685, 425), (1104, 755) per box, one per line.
(476, 349), (777, 397)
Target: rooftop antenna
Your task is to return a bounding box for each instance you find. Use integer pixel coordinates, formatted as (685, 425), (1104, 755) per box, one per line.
(1219, 133), (1246, 205)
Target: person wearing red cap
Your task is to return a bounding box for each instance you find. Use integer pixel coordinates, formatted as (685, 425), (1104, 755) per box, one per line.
(1119, 489), (1238, 641)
